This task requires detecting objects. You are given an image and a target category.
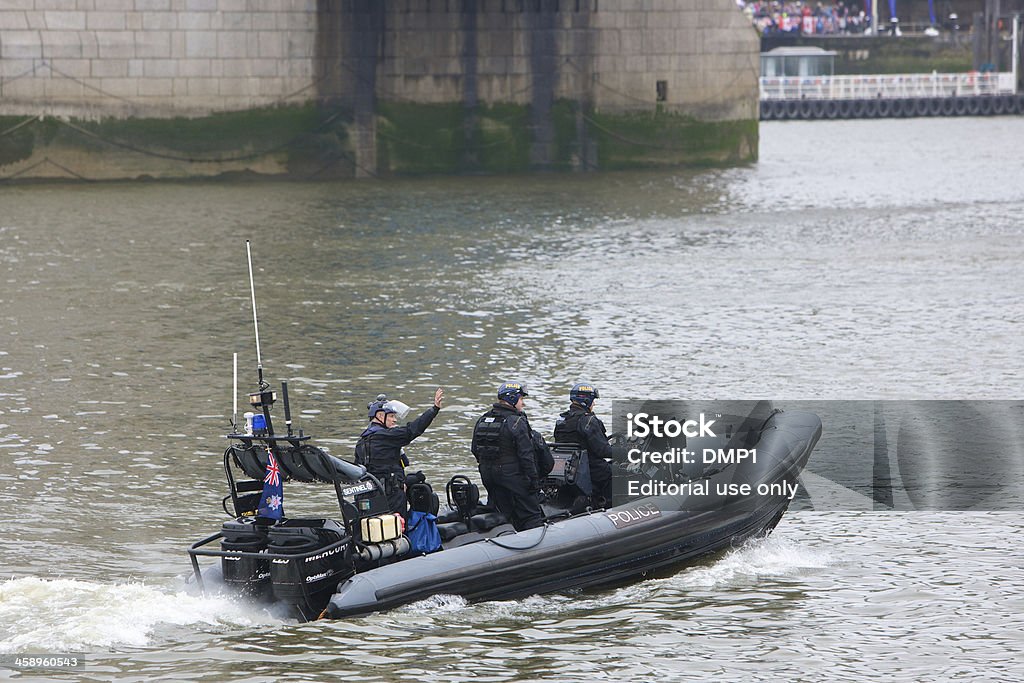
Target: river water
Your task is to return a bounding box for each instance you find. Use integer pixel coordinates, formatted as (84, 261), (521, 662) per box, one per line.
(1, 117), (1022, 681)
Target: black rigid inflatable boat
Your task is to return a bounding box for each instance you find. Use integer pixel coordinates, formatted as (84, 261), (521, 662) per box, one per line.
(187, 243), (822, 620)
(187, 389), (820, 620)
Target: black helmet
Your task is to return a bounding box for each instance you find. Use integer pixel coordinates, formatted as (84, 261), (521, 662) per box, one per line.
(367, 393), (389, 420)
(570, 382), (599, 408)
(367, 395), (411, 422)
(497, 381), (529, 405)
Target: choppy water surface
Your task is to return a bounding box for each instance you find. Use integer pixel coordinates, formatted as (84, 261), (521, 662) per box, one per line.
(1, 117), (1023, 681)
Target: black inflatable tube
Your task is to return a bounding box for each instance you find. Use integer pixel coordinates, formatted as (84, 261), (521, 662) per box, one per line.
(331, 499), (791, 617)
(954, 97), (968, 116)
(967, 97), (982, 116)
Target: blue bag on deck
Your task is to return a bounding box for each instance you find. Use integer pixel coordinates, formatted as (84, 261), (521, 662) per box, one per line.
(406, 510), (442, 554)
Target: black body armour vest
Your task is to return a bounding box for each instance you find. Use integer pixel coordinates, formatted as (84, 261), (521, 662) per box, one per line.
(472, 410), (507, 462)
(553, 411), (584, 446)
(354, 436), (372, 467)
(354, 432), (405, 475)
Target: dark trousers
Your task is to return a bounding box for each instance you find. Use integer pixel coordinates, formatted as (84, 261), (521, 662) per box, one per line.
(479, 461), (543, 531)
(589, 456), (613, 503)
(372, 470), (408, 519)
(386, 487), (408, 519)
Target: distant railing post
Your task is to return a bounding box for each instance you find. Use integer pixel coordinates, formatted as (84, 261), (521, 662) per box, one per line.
(1013, 14), (1020, 94)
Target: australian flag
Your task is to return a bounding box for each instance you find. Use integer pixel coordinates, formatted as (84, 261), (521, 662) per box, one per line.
(257, 449), (284, 520)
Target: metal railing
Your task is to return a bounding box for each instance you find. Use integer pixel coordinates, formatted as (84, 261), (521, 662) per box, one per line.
(760, 72), (1017, 100)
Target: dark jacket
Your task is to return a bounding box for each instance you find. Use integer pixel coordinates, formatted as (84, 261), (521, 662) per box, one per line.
(354, 406), (439, 479)
(471, 402), (540, 487)
(553, 403), (613, 461)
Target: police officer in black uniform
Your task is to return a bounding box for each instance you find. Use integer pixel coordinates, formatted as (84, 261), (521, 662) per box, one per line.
(355, 387), (444, 518)
(471, 381), (544, 531)
(553, 383), (613, 506)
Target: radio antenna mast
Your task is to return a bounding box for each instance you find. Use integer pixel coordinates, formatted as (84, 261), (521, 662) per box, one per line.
(232, 351), (238, 430)
(245, 240), (266, 389)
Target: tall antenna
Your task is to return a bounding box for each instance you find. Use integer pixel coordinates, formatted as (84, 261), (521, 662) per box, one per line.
(245, 240), (265, 388)
(232, 352), (238, 429)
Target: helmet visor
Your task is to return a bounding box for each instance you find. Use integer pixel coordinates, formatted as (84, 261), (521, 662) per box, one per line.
(383, 400), (411, 421)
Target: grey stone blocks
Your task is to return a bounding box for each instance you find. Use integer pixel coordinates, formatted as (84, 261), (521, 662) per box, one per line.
(0, 0), (317, 115)
(0, 0), (755, 121)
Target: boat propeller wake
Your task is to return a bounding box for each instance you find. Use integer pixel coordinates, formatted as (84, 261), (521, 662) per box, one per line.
(0, 576), (281, 652)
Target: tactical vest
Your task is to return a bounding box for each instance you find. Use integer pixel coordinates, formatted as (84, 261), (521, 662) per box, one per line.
(554, 410), (585, 446)
(354, 431), (405, 476)
(354, 435), (372, 467)
(472, 410), (507, 462)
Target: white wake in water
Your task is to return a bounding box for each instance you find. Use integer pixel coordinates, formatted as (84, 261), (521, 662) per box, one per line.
(0, 577), (281, 652)
(671, 533), (835, 590)
(402, 532), (834, 622)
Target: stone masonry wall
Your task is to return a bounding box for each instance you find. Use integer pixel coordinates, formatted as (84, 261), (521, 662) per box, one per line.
(0, 0), (318, 118)
(330, 0), (758, 120)
(1, 0), (757, 120)
(0, 0), (760, 179)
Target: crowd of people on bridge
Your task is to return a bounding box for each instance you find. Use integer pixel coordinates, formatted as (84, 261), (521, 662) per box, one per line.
(739, 0), (870, 35)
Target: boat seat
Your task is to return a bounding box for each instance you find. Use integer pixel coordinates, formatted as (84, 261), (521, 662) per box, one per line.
(299, 446), (367, 484)
(440, 523), (518, 549)
(232, 445), (271, 481)
(436, 508), (463, 525)
(470, 511), (506, 532)
(277, 445), (320, 483)
(230, 443), (366, 485)
(438, 521), (468, 542)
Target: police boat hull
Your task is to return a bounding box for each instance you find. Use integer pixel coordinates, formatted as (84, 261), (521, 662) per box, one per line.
(323, 408), (821, 618)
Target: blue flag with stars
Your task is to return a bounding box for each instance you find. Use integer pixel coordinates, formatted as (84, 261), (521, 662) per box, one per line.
(257, 449), (284, 520)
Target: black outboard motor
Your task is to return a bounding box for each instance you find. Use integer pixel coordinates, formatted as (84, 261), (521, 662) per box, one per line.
(267, 518), (353, 620)
(219, 517), (272, 598)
